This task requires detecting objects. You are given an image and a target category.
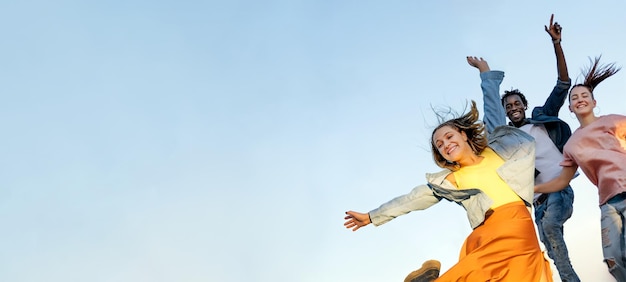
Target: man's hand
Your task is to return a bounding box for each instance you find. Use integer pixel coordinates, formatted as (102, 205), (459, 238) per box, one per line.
(466, 56), (490, 73)
(545, 14), (563, 42)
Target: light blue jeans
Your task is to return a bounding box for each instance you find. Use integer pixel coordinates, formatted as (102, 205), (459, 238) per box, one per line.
(534, 186), (580, 282)
(600, 192), (626, 281)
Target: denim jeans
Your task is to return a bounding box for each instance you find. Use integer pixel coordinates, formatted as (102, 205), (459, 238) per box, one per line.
(534, 186), (580, 282)
(600, 192), (626, 281)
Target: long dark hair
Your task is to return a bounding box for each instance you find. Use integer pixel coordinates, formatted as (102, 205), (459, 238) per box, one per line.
(430, 100), (487, 171)
(570, 56), (621, 100)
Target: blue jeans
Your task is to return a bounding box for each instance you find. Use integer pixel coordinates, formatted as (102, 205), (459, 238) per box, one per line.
(600, 193), (626, 281)
(534, 186), (580, 282)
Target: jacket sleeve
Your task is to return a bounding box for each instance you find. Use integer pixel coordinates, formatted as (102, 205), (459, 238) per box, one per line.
(532, 79), (571, 118)
(369, 184), (441, 226)
(480, 71), (506, 134)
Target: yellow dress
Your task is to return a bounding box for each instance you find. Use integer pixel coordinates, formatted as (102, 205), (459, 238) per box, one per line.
(435, 148), (552, 282)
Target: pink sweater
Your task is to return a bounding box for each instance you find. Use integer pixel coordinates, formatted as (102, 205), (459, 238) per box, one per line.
(561, 114), (626, 205)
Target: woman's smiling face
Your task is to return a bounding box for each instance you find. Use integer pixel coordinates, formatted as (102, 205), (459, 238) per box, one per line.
(432, 125), (470, 163)
(569, 85), (596, 116)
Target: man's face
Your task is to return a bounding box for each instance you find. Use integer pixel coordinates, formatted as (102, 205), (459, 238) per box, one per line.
(504, 94), (527, 126)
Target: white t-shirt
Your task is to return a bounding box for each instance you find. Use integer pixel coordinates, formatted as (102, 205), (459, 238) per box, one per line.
(519, 124), (564, 199)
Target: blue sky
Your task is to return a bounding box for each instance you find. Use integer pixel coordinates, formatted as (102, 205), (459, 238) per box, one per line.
(1, 1), (625, 281)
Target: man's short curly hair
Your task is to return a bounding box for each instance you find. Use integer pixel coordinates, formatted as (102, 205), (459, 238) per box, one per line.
(501, 89), (528, 108)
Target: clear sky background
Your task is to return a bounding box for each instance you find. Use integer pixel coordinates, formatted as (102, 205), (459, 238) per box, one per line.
(1, 1), (625, 282)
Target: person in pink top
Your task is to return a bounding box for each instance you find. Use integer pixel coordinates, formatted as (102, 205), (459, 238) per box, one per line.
(535, 56), (626, 281)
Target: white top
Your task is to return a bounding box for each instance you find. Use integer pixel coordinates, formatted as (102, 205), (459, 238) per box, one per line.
(520, 124), (564, 199)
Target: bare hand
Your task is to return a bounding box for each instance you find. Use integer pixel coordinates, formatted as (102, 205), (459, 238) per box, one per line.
(545, 14), (562, 41)
(466, 56), (490, 73)
(344, 211), (371, 231)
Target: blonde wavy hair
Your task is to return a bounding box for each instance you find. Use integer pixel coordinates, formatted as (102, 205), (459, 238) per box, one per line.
(430, 100), (487, 171)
